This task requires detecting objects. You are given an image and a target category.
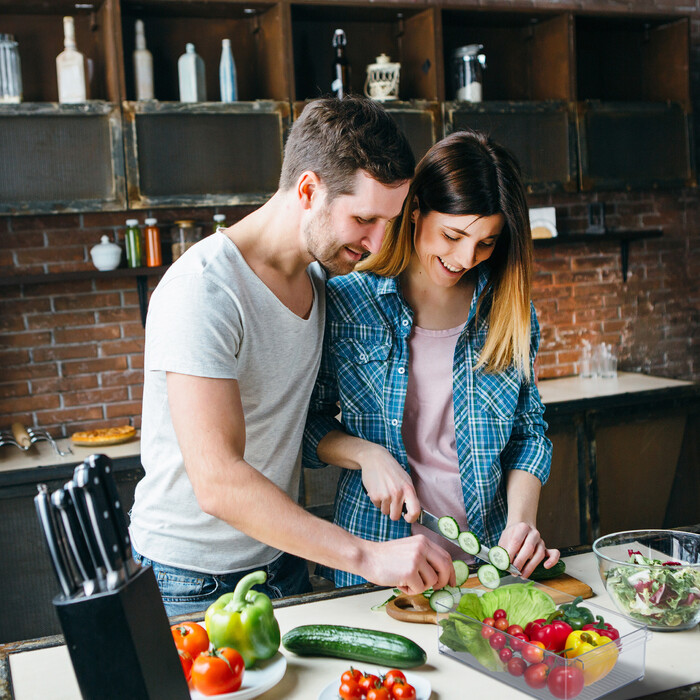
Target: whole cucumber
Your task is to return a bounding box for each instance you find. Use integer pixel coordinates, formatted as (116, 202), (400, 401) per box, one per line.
(282, 624), (427, 669)
(530, 560), (566, 581)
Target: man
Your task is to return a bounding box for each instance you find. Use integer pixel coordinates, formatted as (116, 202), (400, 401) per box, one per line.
(129, 97), (455, 617)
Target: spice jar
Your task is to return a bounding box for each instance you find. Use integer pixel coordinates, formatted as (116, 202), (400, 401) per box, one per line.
(171, 220), (202, 261)
(213, 213), (226, 233)
(452, 44), (486, 102)
(0, 33), (22, 103)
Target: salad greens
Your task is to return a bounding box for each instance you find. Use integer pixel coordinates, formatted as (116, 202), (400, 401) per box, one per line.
(605, 551), (700, 627)
(438, 615), (502, 672)
(479, 582), (556, 628)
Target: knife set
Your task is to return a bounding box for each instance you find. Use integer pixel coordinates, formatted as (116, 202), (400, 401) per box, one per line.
(34, 454), (189, 700)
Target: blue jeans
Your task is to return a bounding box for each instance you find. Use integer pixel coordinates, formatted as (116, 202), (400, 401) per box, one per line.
(132, 550), (312, 618)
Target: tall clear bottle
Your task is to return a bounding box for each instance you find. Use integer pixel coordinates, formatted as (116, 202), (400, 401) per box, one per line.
(331, 29), (349, 99)
(125, 218), (143, 268)
(133, 20), (154, 101)
(178, 43), (206, 102)
(56, 16), (87, 103)
(219, 39), (237, 102)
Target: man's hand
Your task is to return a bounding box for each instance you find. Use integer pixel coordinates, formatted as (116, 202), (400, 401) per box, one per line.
(498, 521), (560, 579)
(359, 535), (455, 595)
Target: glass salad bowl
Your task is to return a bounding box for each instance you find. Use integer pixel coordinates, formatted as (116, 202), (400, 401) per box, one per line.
(593, 529), (700, 631)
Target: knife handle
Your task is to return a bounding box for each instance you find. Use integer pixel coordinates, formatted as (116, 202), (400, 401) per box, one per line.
(34, 484), (78, 598)
(12, 422), (31, 449)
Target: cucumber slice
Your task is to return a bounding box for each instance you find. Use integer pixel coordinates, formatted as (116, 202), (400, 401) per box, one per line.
(477, 564), (501, 588)
(437, 516), (460, 540)
(445, 585), (462, 606)
(452, 559), (470, 587)
(429, 589), (455, 612)
(488, 545), (511, 571)
(458, 531), (481, 556)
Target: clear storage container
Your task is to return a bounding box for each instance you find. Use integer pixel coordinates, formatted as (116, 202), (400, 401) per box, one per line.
(435, 577), (649, 700)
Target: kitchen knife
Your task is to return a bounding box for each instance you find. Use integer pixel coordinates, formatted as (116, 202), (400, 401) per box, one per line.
(73, 462), (126, 590)
(34, 484), (79, 598)
(85, 453), (139, 577)
(414, 507), (523, 578)
(51, 486), (98, 595)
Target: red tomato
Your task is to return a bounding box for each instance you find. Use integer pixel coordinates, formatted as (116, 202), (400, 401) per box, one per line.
(367, 687), (391, 700)
(341, 668), (363, 685)
(489, 632), (506, 650)
(547, 665), (585, 699)
(191, 648), (244, 696)
(493, 609), (507, 619)
(510, 633), (529, 652)
(360, 673), (381, 693)
(391, 680), (417, 700)
(382, 670), (407, 690)
(524, 662), (549, 690)
(171, 622), (210, 660)
(178, 649), (193, 682)
(506, 624), (524, 636)
(482, 617), (496, 627)
(521, 640), (546, 664)
(498, 647), (513, 663)
(507, 657), (527, 677)
(494, 618), (509, 631)
(480, 625), (495, 640)
(339, 678), (364, 700)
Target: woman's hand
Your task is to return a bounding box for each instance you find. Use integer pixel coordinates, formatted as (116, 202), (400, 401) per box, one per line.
(498, 521), (560, 579)
(359, 443), (420, 522)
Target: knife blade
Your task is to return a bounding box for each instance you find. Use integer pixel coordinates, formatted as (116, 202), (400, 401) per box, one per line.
(34, 484), (79, 598)
(85, 453), (139, 577)
(51, 486), (98, 595)
(73, 462), (126, 590)
(415, 507), (523, 577)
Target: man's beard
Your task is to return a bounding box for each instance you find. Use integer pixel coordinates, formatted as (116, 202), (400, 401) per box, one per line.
(304, 203), (363, 277)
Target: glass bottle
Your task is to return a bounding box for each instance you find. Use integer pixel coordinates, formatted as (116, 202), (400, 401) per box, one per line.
(219, 39), (237, 102)
(171, 220), (202, 261)
(133, 20), (154, 101)
(178, 43), (206, 102)
(144, 217), (162, 267)
(0, 34), (22, 103)
(331, 29), (349, 99)
(213, 213), (226, 233)
(125, 218), (143, 268)
(56, 16), (87, 104)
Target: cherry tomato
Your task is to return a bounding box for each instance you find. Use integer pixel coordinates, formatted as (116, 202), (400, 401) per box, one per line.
(524, 662), (549, 690)
(171, 622), (210, 660)
(507, 657), (527, 677)
(341, 668), (363, 685)
(510, 632), (529, 652)
(494, 618), (509, 631)
(391, 680), (417, 700)
(382, 670), (407, 690)
(547, 665), (585, 699)
(493, 609), (507, 619)
(367, 687), (391, 700)
(360, 673), (381, 693)
(506, 624), (524, 636)
(521, 640), (546, 664)
(489, 632), (506, 650)
(178, 649), (193, 682)
(339, 679), (364, 700)
(482, 617), (496, 627)
(191, 648), (244, 696)
(498, 647), (513, 663)
(480, 625), (495, 640)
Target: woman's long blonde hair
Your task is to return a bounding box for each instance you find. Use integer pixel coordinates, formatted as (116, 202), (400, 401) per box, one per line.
(359, 130), (534, 380)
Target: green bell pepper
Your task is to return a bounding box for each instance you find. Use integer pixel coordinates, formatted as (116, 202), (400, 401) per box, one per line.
(558, 595), (595, 630)
(205, 570), (281, 667)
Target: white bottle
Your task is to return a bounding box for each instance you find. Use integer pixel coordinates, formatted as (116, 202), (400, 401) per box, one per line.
(56, 16), (87, 103)
(133, 20), (154, 101)
(178, 43), (206, 102)
(219, 38), (237, 102)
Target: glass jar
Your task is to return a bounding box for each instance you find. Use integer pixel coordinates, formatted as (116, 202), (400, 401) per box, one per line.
(452, 44), (486, 102)
(171, 220), (202, 261)
(0, 33), (22, 103)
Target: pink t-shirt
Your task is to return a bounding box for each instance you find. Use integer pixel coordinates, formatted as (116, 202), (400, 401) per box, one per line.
(402, 322), (473, 561)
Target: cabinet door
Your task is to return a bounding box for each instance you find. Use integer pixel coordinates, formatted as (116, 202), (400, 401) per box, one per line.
(0, 103), (126, 215)
(444, 101), (577, 193)
(123, 101), (289, 209)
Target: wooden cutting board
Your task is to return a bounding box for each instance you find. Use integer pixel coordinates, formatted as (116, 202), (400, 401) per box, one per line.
(386, 574), (593, 624)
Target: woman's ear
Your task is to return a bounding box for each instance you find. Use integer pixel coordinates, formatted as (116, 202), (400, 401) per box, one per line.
(410, 197), (419, 223)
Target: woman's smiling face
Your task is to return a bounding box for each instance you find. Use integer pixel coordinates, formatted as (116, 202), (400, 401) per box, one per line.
(412, 209), (504, 287)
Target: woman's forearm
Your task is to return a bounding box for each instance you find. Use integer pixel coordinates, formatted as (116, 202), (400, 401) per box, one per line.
(505, 468), (542, 526)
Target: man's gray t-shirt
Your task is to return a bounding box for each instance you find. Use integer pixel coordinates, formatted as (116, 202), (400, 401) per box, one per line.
(129, 232), (325, 573)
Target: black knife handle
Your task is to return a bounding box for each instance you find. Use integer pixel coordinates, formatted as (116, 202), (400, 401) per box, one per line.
(64, 478), (105, 578)
(34, 484), (78, 598)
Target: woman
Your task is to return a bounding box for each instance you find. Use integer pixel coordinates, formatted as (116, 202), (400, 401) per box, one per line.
(303, 130), (559, 587)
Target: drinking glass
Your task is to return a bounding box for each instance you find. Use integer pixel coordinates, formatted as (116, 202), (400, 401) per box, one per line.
(0, 33), (22, 103)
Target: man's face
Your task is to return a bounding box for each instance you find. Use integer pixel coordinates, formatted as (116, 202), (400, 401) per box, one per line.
(305, 170), (410, 276)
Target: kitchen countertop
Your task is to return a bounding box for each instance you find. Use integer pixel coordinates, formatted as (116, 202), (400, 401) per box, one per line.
(4, 548), (699, 700)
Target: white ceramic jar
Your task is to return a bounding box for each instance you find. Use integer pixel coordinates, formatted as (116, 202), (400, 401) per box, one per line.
(90, 235), (122, 271)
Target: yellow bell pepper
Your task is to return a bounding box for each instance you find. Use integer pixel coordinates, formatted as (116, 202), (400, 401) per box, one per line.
(562, 629), (618, 686)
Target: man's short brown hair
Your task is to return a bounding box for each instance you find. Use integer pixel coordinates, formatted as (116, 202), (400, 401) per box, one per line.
(278, 96), (415, 200)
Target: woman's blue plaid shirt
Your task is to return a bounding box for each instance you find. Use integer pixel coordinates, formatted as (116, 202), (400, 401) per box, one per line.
(303, 266), (552, 587)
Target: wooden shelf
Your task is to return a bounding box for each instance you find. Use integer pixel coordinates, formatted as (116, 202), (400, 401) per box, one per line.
(0, 265), (167, 287)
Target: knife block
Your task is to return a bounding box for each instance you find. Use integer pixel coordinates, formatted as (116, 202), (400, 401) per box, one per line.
(53, 565), (190, 700)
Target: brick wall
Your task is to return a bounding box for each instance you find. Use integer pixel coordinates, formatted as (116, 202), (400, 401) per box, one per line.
(1, 0), (699, 436)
